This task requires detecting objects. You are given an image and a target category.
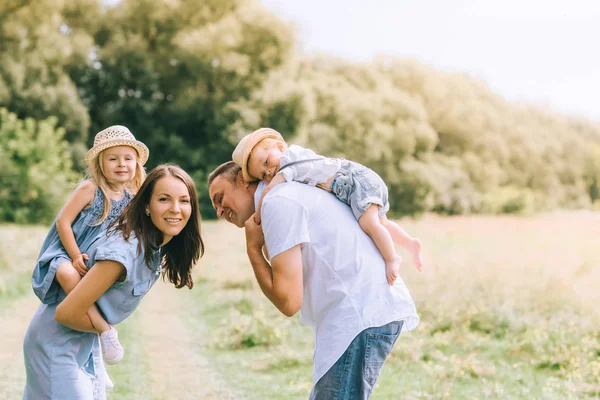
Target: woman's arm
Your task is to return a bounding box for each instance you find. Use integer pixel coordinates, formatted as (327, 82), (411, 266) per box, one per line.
(54, 260), (125, 331)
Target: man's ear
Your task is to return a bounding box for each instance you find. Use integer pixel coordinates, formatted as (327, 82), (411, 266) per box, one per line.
(237, 170), (250, 189)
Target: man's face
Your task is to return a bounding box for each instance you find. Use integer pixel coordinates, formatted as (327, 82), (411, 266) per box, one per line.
(209, 173), (255, 227)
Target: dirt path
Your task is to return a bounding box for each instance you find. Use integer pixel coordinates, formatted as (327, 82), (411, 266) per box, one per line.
(138, 281), (240, 400)
(0, 295), (40, 398)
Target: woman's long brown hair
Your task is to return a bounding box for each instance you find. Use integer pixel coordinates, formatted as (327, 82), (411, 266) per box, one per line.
(110, 164), (204, 289)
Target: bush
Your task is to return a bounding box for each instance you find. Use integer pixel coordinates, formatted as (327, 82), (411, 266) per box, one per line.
(0, 108), (77, 224)
(481, 186), (535, 214)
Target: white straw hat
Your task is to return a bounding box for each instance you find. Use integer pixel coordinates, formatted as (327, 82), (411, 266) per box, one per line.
(85, 125), (149, 167)
(232, 128), (284, 182)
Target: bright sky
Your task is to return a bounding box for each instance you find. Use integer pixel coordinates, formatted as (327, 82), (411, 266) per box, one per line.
(261, 0), (600, 121)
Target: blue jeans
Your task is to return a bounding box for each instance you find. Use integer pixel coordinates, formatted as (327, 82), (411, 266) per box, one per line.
(309, 320), (404, 400)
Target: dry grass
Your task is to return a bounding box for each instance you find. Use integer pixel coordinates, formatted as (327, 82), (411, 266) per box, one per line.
(2, 212), (599, 399)
(192, 211), (600, 399)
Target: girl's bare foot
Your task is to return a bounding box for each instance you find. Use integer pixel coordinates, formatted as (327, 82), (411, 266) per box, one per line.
(385, 255), (403, 285)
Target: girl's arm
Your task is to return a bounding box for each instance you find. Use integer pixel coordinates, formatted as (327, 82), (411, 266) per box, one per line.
(56, 181), (97, 273)
(54, 260), (125, 331)
(255, 173), (286, 224)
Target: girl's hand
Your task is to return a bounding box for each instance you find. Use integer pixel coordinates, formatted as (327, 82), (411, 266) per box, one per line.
(72, 254), (89, 276)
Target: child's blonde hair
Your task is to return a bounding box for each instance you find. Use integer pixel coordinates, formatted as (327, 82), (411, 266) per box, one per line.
(85, 148), (146, 226)
(253, 137), (288, 152)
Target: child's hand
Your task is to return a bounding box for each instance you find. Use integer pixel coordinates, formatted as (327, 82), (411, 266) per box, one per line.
(72, 254), (89, 276)
(254, 211), (262, 225)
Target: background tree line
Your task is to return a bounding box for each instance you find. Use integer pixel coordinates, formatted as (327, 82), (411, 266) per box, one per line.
(1, 0), (599, 223)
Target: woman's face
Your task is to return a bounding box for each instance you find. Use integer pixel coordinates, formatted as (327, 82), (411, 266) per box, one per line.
(147, 175), (192, 245)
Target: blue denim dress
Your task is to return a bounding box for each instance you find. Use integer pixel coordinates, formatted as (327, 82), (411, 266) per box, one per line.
(330, 160), (390, 220)
(32, 186), (132, 305)
(22, 232), (163, 400)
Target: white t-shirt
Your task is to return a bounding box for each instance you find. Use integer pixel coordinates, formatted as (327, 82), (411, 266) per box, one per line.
(279, 144), (341, 186)
(255, 181), (420, 384)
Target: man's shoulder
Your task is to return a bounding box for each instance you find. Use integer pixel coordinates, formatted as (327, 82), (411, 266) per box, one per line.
(267, 181), (316, 197)
(264, 182), (344, 214)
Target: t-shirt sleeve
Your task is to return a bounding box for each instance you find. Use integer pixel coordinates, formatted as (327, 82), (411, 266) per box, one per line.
(261, 194), (311, 259)
(93, 234), (136, 275)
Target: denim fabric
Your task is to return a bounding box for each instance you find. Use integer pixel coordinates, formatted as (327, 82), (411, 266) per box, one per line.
(309, 320), (404, 400)
(330, 160), (390, 220)
(32, 187), (132, 305)
(23, 234), (162, 400)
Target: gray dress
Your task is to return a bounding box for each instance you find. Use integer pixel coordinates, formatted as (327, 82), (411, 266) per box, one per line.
(32, 186), (132, 305)
(22, 231), (163, 399)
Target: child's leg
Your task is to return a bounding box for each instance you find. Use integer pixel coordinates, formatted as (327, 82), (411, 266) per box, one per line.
(358, 205), (402, 285)
(56, 262), (111, 334)
(380, 216), (423, 272)
(57, 261), (124, 364)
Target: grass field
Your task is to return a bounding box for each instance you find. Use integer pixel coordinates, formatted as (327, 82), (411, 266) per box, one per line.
(1, 212), (599, 399)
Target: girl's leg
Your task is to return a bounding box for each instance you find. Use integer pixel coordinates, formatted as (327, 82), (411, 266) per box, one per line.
(380, 216), (423, 272)
(56, 262), (124, 364)
(358, 205), (402, 285)
(56, 262), (111, 333)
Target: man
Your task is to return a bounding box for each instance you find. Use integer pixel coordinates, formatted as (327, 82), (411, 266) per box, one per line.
(208, 161), (419, 399)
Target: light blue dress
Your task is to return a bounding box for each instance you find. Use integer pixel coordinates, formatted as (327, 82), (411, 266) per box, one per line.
(22, 231), (163, 399)
(32, 186), (132, 304)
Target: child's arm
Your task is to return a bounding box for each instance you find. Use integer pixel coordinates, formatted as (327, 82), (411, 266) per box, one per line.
(56, 181), (97, 275)
(254, 173), (286, 224)
(279, 146), (339, 190)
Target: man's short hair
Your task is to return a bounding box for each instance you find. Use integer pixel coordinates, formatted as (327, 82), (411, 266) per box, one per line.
(208, 161), (240, 187)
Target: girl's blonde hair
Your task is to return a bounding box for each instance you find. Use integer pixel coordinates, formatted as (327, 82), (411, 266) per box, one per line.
(255, 137), (287, 151)
(85, 148), (146, 226)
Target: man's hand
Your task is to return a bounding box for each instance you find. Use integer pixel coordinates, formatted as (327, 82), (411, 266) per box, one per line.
(245, 213), (265, 252)
(254, 201), (263, 224)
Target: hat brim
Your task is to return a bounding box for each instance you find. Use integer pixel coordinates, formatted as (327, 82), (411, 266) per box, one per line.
(241, 128), (283, 182)
(85, 139), (149, 167)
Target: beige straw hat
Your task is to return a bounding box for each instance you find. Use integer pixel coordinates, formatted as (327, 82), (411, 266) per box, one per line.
(85, 125), (149, 167)
(232, 127), (284, 182)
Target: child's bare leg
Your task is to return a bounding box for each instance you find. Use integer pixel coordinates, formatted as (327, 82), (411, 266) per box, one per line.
(358, 205), (402, 285)
(56, 262), (111, 333)
(380, 216), (423, 272)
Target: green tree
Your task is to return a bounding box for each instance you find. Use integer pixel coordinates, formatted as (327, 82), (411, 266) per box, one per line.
(0, 0), (97, 146)
(67, 0), (293, 215)
(0, 108), (77, 223)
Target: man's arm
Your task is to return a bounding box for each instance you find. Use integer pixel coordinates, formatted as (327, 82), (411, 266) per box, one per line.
(245, 215), (303, 317)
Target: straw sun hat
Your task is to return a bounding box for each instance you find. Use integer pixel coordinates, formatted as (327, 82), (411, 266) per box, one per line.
(85, 125), (149, 167)
(232, 127), (284, 182)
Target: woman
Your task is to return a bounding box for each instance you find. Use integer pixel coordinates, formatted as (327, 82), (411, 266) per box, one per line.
(23, 164), (204, 399)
